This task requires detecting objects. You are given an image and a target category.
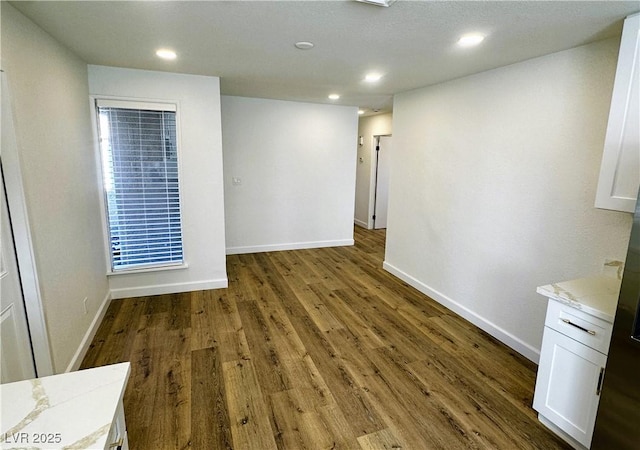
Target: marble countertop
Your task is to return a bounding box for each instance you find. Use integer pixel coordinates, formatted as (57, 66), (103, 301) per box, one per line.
(537, 275), (621, 323)
(1, 362), (130, 449)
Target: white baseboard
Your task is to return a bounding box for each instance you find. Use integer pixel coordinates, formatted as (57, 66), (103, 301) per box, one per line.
(226, 239), (354, 255)
(65, 290), (112, 373)
(110, 278), (228, 300)
(383, 261), (540, 363)
(354, 218), (368, 228)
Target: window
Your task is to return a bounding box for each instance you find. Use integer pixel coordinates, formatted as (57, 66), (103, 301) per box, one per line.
(95, 100), (183, 271)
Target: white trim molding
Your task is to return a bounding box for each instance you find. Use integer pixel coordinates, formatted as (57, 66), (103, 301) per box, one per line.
(65, 290), (112, 373)
(354, 219), (369, 229)
(110, 278), (228, 300)
(383, 261), (540, 363)
(0, 70), (54, 376)
(226, 239), (354, 256)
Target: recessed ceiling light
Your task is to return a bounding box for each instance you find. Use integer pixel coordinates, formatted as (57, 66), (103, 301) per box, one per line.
(156, 48), (177, 60)
(328, 94), (340, 100)
(356, 0), (397, 7)
(457, 34), (485, 47)
(295, 41), (314, 50)
(358, 110), (365, 115)
(364, 73), (382, 83)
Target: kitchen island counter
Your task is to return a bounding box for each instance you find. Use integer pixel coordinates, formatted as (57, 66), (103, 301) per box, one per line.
(1, 362), (130, 449)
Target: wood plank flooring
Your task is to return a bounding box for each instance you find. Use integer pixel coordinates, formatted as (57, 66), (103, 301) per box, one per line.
(81, 227), (570, 450)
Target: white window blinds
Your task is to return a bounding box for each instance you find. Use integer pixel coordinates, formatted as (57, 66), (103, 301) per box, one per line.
(96, 100), (183, 271)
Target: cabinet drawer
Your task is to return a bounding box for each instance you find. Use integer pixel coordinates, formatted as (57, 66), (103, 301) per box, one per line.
(544, 300), (613, 355)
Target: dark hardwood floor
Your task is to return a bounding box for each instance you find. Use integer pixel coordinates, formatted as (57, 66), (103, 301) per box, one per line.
(81, 226), (570, 449)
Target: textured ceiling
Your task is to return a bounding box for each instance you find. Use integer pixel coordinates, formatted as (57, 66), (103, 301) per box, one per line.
(8, 1), (640, 115)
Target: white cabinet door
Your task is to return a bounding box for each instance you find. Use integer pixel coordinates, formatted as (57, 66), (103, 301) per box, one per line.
(533, 328), (607, 448)
(595, 13), (640, 213)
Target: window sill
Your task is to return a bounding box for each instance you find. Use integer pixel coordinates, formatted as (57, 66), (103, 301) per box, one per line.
(107, 262), (188, 276)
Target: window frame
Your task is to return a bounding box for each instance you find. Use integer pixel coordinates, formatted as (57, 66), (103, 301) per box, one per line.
(90, 96), (187, 275)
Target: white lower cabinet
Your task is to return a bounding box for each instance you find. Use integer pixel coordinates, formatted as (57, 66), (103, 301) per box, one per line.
(533, 328), (607, 449)
(534, 299), (612, 449)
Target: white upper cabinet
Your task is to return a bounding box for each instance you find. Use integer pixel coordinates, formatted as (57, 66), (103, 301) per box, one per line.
(596, 13), (640, 213)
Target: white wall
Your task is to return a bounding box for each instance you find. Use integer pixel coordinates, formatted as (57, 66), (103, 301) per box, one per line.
(385, 38), (633, 362)
(221, 96), (358, 254)
(1, 3), (110, 373)
(355, 113), (393, 228)
(88, 66), (227, 298)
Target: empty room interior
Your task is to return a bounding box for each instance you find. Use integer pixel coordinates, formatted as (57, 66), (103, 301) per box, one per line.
(1, 1), (640, 449)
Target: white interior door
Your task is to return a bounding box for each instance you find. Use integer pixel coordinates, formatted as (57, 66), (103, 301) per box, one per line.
(374, 135), (392, 229)
(1, 167), (36, 383)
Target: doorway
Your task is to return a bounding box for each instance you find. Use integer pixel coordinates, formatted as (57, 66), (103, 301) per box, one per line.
(372, 135), (392, 229)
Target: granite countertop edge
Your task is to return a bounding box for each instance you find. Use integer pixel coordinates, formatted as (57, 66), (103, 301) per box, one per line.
(536, 275), (621, 324)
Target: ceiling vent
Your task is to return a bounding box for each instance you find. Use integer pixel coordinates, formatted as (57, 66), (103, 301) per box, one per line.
(356, 0), (397, 7)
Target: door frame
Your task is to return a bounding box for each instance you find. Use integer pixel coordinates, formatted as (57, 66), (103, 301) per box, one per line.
(368, 134), (392, 229)
(1, 164), (36, 381)
(1, 69), (54, 377)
